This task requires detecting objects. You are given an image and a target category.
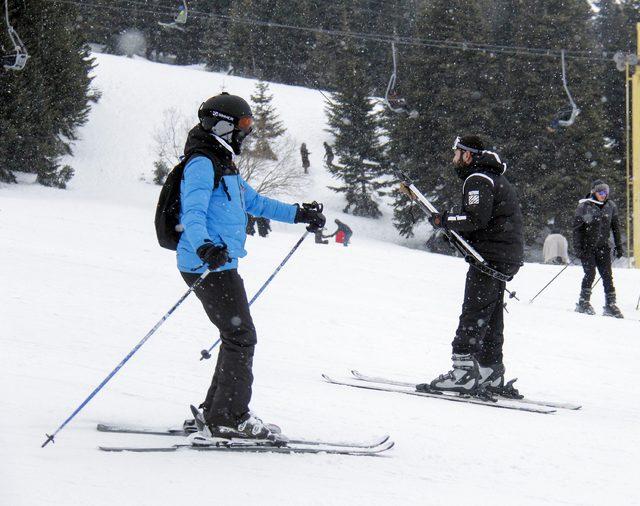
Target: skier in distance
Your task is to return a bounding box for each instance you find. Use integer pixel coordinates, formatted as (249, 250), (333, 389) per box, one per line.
(573, 179), (624, 318)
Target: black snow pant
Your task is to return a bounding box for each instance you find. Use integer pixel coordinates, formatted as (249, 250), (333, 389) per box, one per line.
(452, 263), (520, 367)
(181, 269), (257, 427)
(580, 246), (615, 295)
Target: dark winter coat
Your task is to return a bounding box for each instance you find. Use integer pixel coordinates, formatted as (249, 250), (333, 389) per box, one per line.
(444, 151), (524, 266)
(572, 196), (621, 257)
(335, 220), (352, 234)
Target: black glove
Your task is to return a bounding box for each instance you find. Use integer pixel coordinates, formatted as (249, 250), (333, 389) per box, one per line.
(295, 202), (326, 232)
(428, 212), (448, 230)
(614, 245), (624, 259)
(196, 241), (229, 271)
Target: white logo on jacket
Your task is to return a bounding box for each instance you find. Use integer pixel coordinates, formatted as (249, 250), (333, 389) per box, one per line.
(467, 190), (480, 205)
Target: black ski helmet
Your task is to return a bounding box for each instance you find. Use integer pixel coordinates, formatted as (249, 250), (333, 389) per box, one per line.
(198, 92), (254, 154)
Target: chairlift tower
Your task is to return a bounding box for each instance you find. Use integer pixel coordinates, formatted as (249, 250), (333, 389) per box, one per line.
(630, 23), (640, 268)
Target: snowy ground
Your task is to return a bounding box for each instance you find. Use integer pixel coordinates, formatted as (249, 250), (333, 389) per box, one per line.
(2, 54), (639, 506)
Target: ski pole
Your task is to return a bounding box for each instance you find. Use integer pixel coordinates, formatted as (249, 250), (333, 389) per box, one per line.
(592, 276), (601, 288)
(529, 260), (573, 303)
(636, 293), (640, 311)
(41, 269), (211, 448)
(199, 231), (310, 360)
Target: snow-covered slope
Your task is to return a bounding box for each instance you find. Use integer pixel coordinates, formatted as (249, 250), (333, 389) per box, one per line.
(2, 54), (639, 506)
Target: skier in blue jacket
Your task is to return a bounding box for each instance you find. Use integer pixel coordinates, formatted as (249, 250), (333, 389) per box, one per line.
(179, 93), (325, 442)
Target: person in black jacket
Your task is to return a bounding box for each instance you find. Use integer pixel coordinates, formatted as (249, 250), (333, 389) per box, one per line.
(573, 180), (624, 318)
(416, 135), (524, 396)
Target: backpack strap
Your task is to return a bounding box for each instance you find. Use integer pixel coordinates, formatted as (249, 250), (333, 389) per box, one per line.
(183, 149), (237, 189)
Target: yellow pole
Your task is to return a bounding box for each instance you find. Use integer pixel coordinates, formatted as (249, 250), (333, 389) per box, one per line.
(632, 23), (640, 267)
(626, 62), (631, 267)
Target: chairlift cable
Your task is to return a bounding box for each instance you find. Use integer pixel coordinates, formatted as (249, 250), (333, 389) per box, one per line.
(45, 0), (620, 64)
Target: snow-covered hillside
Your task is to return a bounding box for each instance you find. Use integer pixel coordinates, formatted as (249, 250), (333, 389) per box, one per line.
(2, 54), (639, 506)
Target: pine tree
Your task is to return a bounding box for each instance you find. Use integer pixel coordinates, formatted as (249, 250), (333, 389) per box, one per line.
(382, 0), (497, 238)
(326, 28), (385, 218)
(0, 0), (97, 187)
(220, 0), (313, 84)
(594, 0), (632, 220)
(247, 81), (285, 160)
(488, 0), (613, 246)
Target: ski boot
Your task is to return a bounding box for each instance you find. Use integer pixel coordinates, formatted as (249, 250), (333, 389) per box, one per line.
(478, 362), (505, 389)
(184, 406), (282, 434)
(417, 353), (479, 394)
(477, 362), (523, 399)
(190, 412), (287, 446)
(603, 292), (624, 319)
(575, 288), (595, 315)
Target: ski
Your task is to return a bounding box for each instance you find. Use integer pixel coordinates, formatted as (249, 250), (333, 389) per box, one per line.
(350, 370), (582, 410)
(99, 439), (394, 456)
(96, 423), (390, 449)
(322, 374), (556, 414)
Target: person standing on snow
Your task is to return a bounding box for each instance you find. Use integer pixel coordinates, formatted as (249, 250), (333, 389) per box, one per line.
(573, 179), (624, 318)
(323, 141), (334, 166)
(416, 135), (523, 395)
(300, 143), (311, 173)
(177, 93), (326, 441)
(256, 217), (271, 237)
(325, 219), (353, 247)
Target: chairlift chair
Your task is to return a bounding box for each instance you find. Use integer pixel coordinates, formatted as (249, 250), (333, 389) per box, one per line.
(158, 0), (188, 30)
(2, 0), (28, 71)
(548, 49), (580, 132)
(384, 40), (419, 119)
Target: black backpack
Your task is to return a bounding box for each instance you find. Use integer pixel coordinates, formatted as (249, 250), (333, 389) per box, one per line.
(154, 152), (223, 250)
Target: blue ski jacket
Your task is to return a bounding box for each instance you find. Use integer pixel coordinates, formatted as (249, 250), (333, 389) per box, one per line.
(177, 155), (298, 273)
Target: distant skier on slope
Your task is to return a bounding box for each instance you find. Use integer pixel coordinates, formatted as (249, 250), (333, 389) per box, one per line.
(177, 93), (325, 442)
(416, 135), (524, 395)
(325, 219), (353, 247)
(573, 179), (624, 318)
(300, 142), (311, 173)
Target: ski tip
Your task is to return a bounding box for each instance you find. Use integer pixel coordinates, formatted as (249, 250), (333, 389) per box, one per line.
(350, 369), (362, 378)
(321, 374), (333, 382)
(189, 404), (200, 418)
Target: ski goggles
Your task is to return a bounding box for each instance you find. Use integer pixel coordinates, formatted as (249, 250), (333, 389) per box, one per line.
(236, 115), (254, 134)
(452, 136), (482, 154)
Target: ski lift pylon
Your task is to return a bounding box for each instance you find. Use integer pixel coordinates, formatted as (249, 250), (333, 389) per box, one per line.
(2, 0), (29, 71)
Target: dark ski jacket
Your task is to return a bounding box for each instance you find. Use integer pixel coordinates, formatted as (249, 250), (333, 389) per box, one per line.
(444, 151), (524, 266)
(572, 195), (621, 257)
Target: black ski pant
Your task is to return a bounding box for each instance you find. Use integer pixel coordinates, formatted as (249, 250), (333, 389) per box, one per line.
(580, 246), (615, 295)
(181, 269), (257, 427)
(452, 263), (520, 367)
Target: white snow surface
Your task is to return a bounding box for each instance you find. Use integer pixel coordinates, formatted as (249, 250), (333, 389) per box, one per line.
(2, 53), (639, 506)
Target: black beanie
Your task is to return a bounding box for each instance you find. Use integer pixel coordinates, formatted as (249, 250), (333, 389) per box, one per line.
(457, 135), (485, 152)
